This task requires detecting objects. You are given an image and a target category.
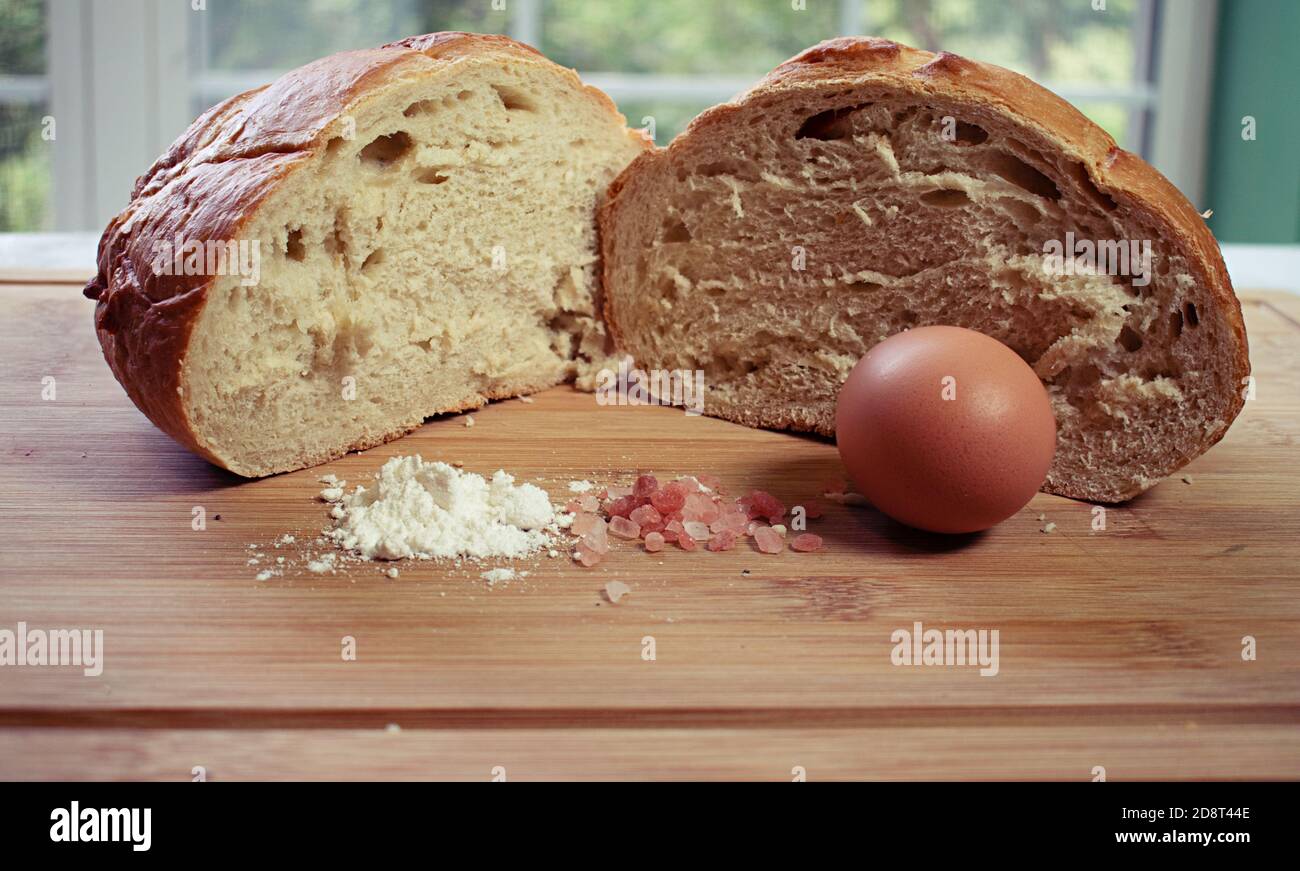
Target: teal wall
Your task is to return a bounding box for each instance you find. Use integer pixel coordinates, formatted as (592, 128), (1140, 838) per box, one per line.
(1204, 0), (1300, 243)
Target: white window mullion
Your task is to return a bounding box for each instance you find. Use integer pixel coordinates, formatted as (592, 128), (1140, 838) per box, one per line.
(508, 0), (542, 49)
(840, 0), (864, 36)
(152, 0), (192, 158)
(1150, 0), (1218, 207)
(47, 0), (190, 231)
(47, 0), (92, 231)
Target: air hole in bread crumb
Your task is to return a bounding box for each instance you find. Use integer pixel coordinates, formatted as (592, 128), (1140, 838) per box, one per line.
(285, 228), (306, 261)
(415, 167), (450, 185)
(982, 151), (1061, 200)
(403, 100), (438, 118)
(1184, 302), (1199, 327)
(795, 105), (866, 141)
(695, 161), (734, 178)
(1117, 324), (1144, 352)
(1070, 162), (1118, 211)
(919, 188), (970, 208)
(492, 84), (536, 112)
(999, 198), (1040, 226)
(359, 131), (413, 168)
(325, 136), (346, 157)
(951, 120), (988, 145)
(360, 249), (385, 272)
(662, 220), (692, 243)
(1170, 310), (1184, 338)
(324, 209), (350, 259)
(706, 350), (759, 379)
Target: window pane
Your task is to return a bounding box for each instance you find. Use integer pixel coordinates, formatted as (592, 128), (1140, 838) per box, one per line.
(616, 99), (715, 146)
(192, 0), (514, 115)
(0, 0), (49, 231)
(859, 0), (1141, 85)
(1074, 101), (1128, 146)
(542, 0), (839, 74)
(0, 0), (45, 75)
(199, 0), (506, 72)
(0, 102), (50, 231)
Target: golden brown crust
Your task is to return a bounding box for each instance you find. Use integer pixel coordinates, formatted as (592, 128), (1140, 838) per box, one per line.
(85, 32), (642, 475)
(601, 37), (1249, 500)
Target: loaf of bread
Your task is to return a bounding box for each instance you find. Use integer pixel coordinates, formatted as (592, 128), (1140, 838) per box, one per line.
(600, 38), (1249, 503)
(85, 32), (649, 477)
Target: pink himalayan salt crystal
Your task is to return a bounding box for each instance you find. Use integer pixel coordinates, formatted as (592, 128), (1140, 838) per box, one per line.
(677, 531), (698, 551)
(791, 533), (824, 552)
(753, 526), (784, 554)
(711, 510), (749, 535)
(609, 516), (641, 540)
(707, 529), (737, 552)
(629, 504), (663, 531)
(649, 482), (687, 514)
(663, 520), (685, 543)
(606, 486), (633, 499)
(676, 476), (705, 493)
(682, 520), (711, 541)
(802, 501), (825, 519)
(644, 531), (665, 553)
(697, 473), (722, 491)
(581, 523), (609, 554)
(746, 490), (785, 523)
(606, 495), (641, 519)
(564, 500), (583, 513)
(574, 542), (604, 567)
(682, 492), (720, 524)
(633, 474), (659, 499)
(578, 494), (600, 513)
(571, 512), (604, 537)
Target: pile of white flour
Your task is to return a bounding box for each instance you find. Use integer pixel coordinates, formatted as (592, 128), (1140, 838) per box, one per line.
(321, 456), (559, 561)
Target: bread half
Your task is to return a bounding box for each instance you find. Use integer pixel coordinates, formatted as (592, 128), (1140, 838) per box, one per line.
(601, 38), (1249, 503)
(85, 32), (649, 477)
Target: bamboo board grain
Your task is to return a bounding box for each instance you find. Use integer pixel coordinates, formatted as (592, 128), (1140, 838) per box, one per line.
(1, 281), (1298, 780)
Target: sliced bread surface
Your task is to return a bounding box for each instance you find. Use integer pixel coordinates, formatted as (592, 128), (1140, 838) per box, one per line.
(600, 37), (1249, 503)
(85, 32), (650, 477)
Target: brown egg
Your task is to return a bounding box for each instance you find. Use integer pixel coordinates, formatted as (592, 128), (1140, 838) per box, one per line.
(835, 325), (1056, 534)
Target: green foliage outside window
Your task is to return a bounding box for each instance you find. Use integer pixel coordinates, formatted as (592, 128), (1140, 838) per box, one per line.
(0, 0), (1141, 231)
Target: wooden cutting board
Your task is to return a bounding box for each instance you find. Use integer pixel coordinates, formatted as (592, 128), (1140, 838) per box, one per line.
(2, 277), (1298, 781)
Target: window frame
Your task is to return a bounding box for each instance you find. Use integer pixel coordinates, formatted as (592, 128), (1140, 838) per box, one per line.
(8, 0), (1216, 231)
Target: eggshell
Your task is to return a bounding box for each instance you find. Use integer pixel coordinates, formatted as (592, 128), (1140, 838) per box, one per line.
(835, 326), (1056, 534)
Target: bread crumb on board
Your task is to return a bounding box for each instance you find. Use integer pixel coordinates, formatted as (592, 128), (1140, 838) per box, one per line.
(604, 580), (631, 603)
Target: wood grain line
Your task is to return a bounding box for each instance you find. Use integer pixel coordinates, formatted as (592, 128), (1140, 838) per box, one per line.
(3, 704), (1298, 730)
